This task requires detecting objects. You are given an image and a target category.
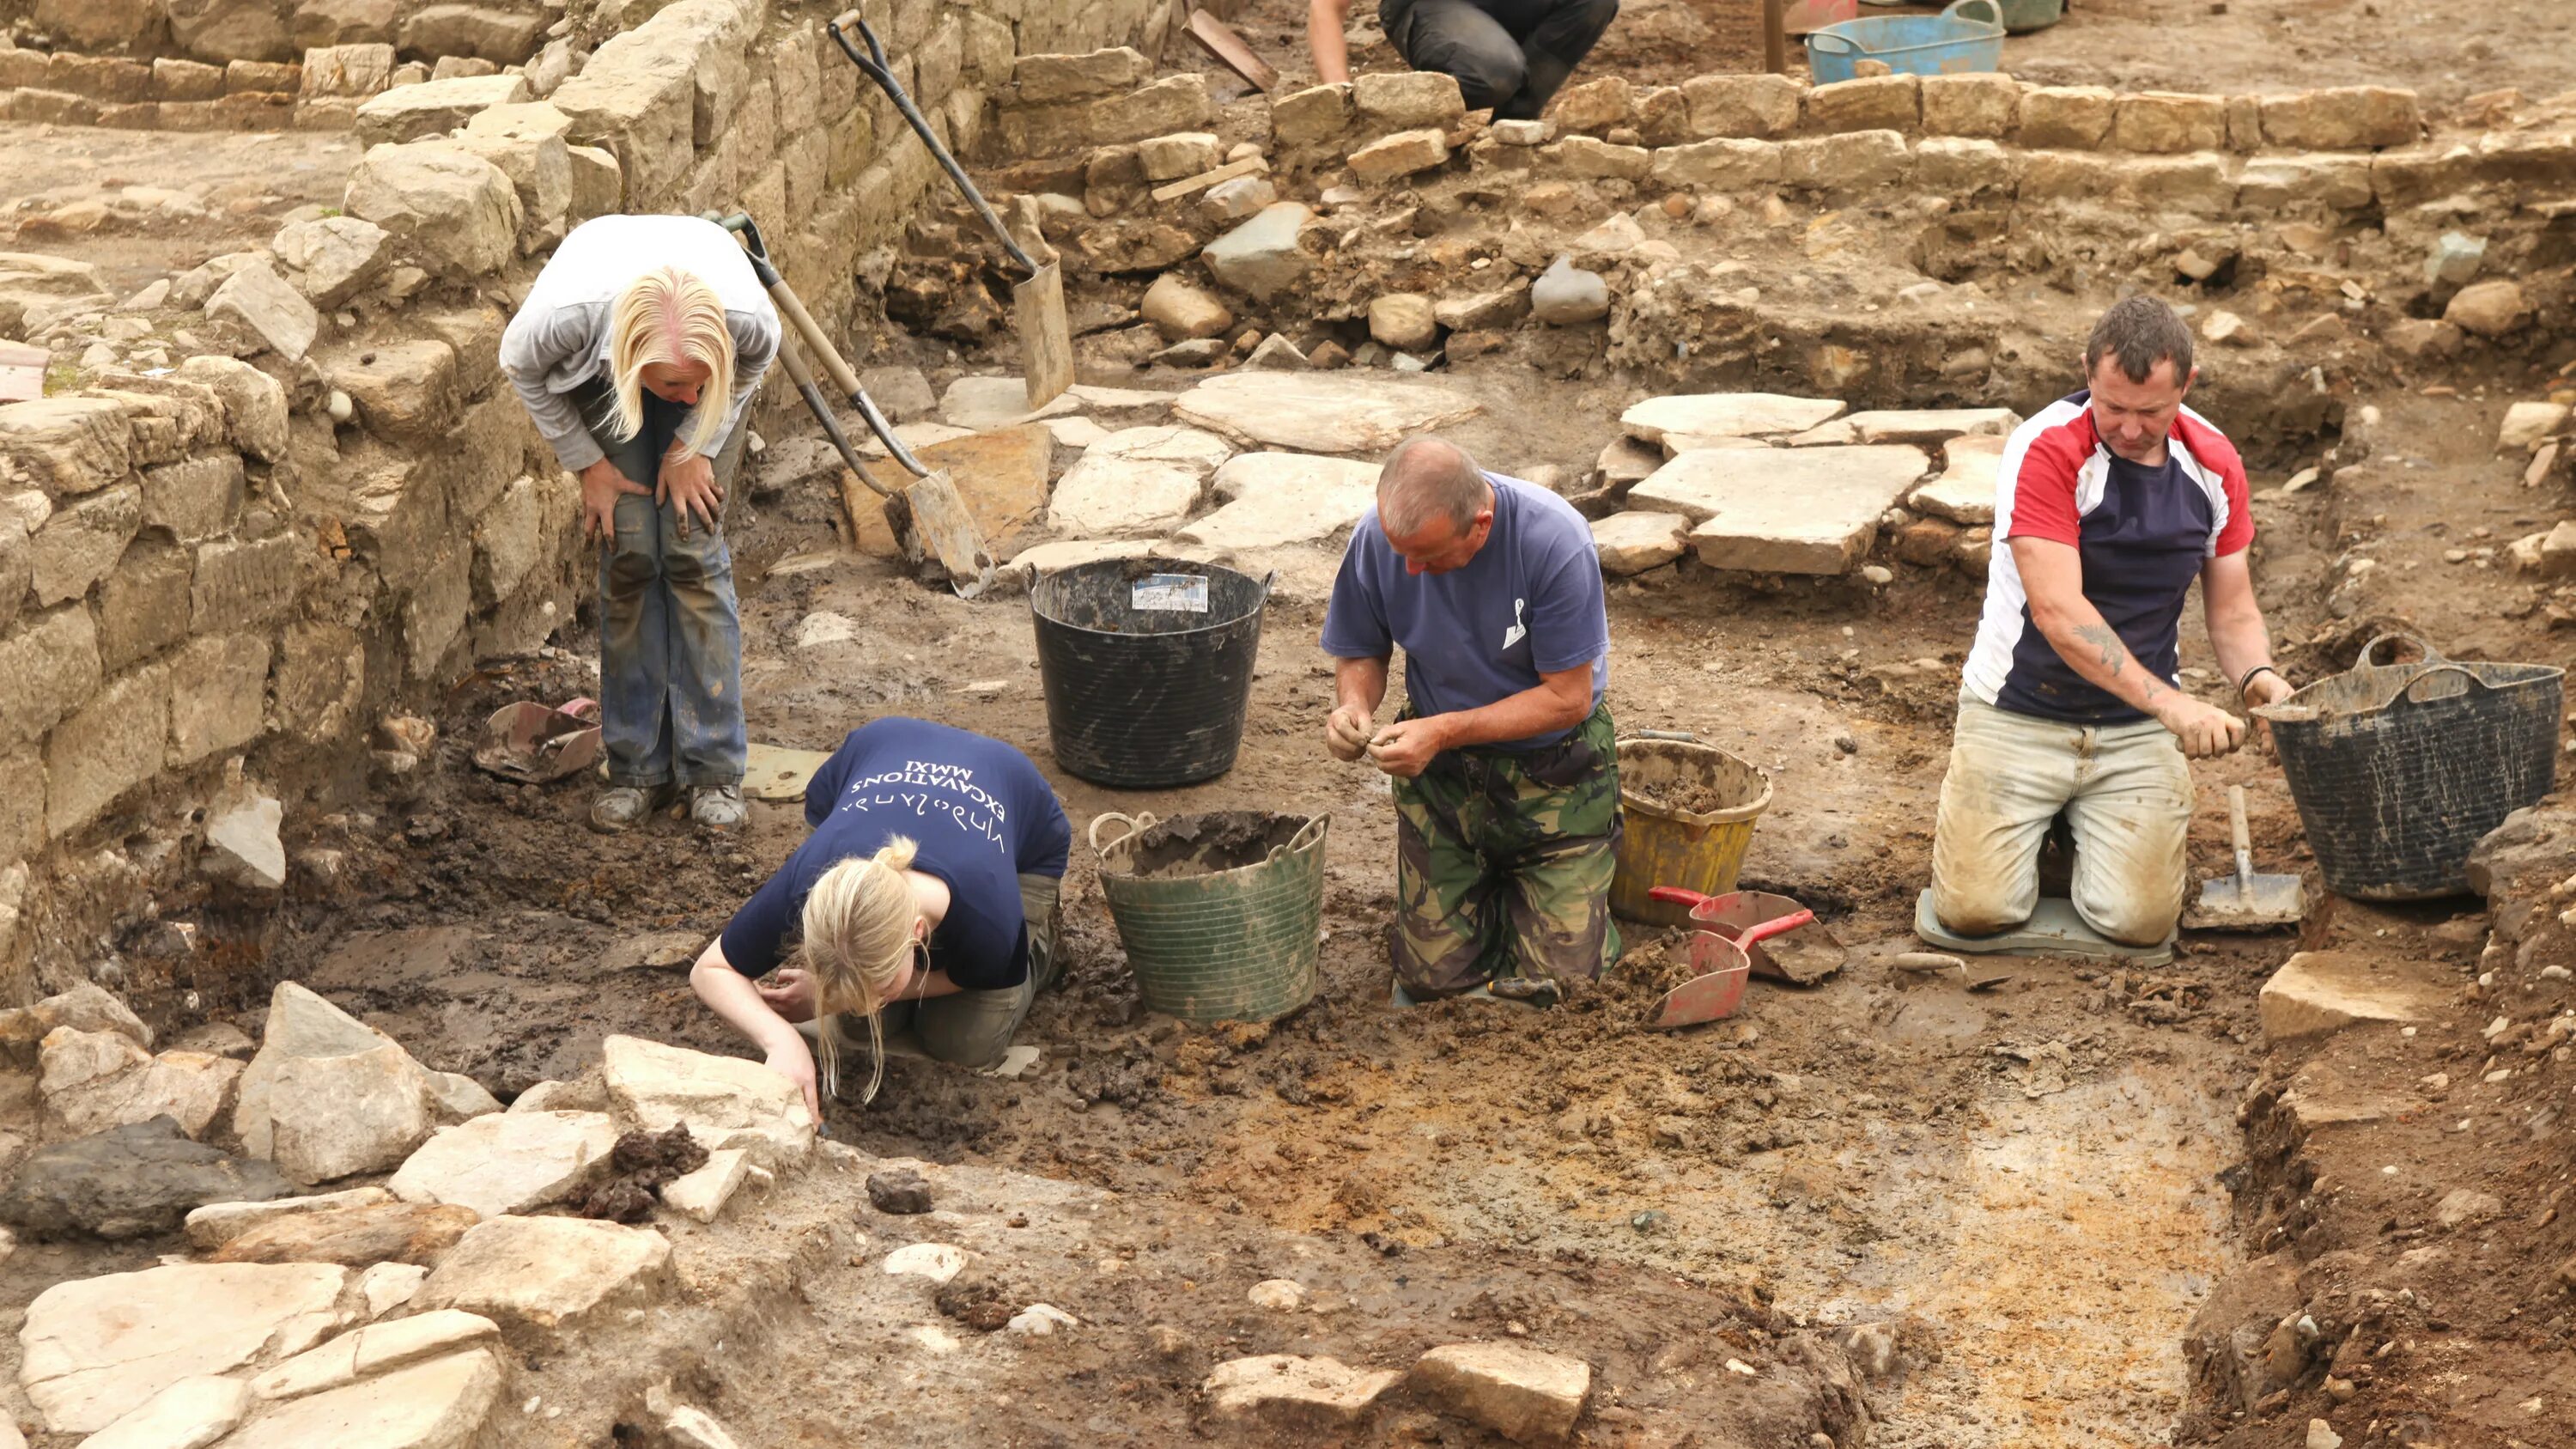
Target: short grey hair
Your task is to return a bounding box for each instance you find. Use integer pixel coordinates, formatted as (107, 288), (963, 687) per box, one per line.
(2084, 295), (2194, 385)
(1377, 435), (1491, 537)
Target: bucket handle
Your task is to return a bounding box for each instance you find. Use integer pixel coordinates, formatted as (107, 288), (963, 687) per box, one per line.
(1268, 813), (1331, 864)
(1943, 0), (2005, 31)
(1805, 30), (1859, 58)
(1087, 810), (1159, 861)
(2354, 630), (2447, 668)
(2395, 662), (2491, 705)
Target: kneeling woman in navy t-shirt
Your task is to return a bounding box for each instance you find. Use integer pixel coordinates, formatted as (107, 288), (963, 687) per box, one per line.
(688, 717), (1072, 1113)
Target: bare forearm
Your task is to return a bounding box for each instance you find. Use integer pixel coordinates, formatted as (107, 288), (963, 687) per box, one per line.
(1309, 0), (1351, 81)
(1335, 655), (1388, 715)
(2034, 600), (2175, 716)
(1426, 680), (1591, 751)
(691, 957), (803, 1056)
(2205, 600), (2275, 690)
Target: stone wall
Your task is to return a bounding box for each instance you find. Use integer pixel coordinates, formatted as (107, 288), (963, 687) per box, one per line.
(0, 0), (1162, 1003)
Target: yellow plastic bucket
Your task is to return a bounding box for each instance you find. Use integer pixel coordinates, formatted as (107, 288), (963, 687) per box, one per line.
(1610, 737), (1774, 928)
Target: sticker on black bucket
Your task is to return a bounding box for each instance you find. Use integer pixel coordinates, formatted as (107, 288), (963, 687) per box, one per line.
(1132, 574), (1209, 612)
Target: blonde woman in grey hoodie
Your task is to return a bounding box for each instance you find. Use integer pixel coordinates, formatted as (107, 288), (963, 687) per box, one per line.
(501, 214), (780, 832)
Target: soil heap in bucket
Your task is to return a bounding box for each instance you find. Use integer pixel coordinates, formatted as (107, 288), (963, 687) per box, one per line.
(1091, 811), (1328, 1025)
(2255, 632), (2563, 898)
(1030, 559), (1273, 788)
(1611, 736), (1775, 929)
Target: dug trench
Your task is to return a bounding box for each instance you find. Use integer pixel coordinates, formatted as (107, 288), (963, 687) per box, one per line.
(48, 348), (2537, 1446)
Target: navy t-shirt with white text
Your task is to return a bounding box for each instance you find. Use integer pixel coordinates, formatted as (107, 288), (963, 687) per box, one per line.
(719, 719), (1071, 991)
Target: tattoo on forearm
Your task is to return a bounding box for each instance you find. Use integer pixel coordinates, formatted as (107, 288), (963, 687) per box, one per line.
(2073, 624), (2125, 676)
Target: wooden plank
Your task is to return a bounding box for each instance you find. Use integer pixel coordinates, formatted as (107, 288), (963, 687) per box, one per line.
(1763, 0), (1789, 75)
(1184, 8), (1279, 94)
(1148, 154), (1269, 204)
(0, 340), (46, 403)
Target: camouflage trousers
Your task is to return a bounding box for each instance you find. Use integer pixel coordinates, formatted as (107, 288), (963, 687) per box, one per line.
(1390, 701), (1623, 996)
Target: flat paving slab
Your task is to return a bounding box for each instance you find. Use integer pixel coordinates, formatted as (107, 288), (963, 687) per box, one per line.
(1629, 444), (1929, 575)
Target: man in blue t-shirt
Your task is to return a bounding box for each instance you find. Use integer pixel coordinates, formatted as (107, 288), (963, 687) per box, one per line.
(1321, 434), (1619, 1003)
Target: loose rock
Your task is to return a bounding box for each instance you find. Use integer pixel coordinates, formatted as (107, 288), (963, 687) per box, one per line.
(1248, 1278), (1307, 1311)
(1529, 256), (1609, 326)
(2444, 279), (2527, 337)
(1206, 1354), (1403, 1428)
(1590, 512), (1690, 575)
(883, 1242), (970, 1284)
(1369, 293), (1438, 350)
(1139, 274), (1233, 342)
(211, 1200), (482, 1268)
(867, 1166), (935, 1215)
(1412, 1342), (1593, 1444)
(388, 1110), (618, 1218)
(415, 1215), (671, 1330)
(0, 1117), (292, 1239)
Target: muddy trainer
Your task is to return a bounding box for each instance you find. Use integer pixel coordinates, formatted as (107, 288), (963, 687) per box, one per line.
(1928, 296), (2294, 948)
(501, 214), (781, 833)
(1323, 435), (1619, 1004)
(689, 718), (1072, 1115)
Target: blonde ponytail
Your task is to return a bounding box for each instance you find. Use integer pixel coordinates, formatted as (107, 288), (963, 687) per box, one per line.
(796, 836), (922, 1107)
(605, 265), (738, 456)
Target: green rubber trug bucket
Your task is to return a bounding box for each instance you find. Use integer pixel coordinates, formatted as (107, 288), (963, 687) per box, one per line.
(1091, 810), (1328, 1025)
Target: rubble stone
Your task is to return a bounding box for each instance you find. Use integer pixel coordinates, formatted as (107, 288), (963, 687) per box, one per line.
(1355, 70), (1464, 130)
(1201, 203), (1315, 301)
(2444, 279), (2527, 337)
(1180, 454), (1381, 551)
(40, 1030), (241, 1139)
(212, 1201), (481, 1267)
(361, 1262), (428, 1318)
(1349, 129), (1450, 184)
(1137, 131), (1220, 182)
(1369, 293), (1438, 350)
(0, 982), (149, 1053)
(1623, 393), (1846, 446)
(2258, 952), (2451, 1040)
(1412, 1342), (1592, 1445)
(1681, 72), (1800, 138)
(2499, 401), (2570, 451)
(343, 143), (522, 281)
(175, 354), (289, 461)
(1173, 372), (1480, 455)
(1269, 82), (1352, 147)
(0, 397), (131, 496)
(235, 981), (432, 1164)
(416, 1215), (671, 1330)
(1633, 445), (1929, 575)
(1531, 257), (1609, 325)
(352, 73), (529, 147)
(1590, 512), (1690, 575)
(1139, 274), (1233, 341)
(31, 484), (141, 606)
(1048, 425), (1231, 536)
(2, 1117), (291, 1240)
(19, 1261), (348, 1432)
(224, 1347), (502, 1449)
(1838, 408), (2017, 445)
(1012, 47), (1149, 105)
(1206, 1355), (1403, 1429)
(599, 1034), (814, 1167)
(388, 1110), (617, 1218)
(270, 1044), (436, 1185)
(204, 262), (318, 362)
(204, 782), (288, 892)
(185, 1187), (398, 1250)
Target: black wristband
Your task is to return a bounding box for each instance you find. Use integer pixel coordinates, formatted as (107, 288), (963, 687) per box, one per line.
(2239, 664), (2282, 697)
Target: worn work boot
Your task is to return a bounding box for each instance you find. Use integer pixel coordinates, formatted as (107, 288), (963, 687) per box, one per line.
(589, 783), (676, 834)
(691, 783), (748, 831)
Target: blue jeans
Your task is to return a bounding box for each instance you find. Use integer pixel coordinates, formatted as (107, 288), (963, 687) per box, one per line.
(575, 380), (748, 789)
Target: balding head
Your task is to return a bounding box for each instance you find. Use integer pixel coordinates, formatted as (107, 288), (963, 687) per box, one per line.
(1378, 435), (1491, 538)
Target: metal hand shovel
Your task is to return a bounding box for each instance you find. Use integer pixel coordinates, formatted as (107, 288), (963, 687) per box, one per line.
(828, 10), (1075, 411)
(716, 214), (994, 598)
(2182, 784), (2304, 930)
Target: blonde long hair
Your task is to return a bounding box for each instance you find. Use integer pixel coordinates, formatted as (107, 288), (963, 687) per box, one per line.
(605, 265), (736, 457)
(796, 837), (923, 1106)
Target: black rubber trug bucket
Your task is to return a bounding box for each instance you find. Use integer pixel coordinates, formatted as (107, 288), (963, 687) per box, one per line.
(1030, 558), (1274, 788)
(2257, 633), (2564, 900)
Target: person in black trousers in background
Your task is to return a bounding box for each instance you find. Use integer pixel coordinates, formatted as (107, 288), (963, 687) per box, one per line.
(1308, 0), (1621, 120)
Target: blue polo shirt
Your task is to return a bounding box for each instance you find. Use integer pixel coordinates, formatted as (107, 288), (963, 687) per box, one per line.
(1321, 473), (1609, 750)
(719, 719), (1070, 991)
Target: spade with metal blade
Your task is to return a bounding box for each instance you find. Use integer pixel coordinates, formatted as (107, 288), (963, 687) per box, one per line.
(714, 214), (995, 598)
(2183, 784), (2304, 931)
(828, 10), (1074, 411)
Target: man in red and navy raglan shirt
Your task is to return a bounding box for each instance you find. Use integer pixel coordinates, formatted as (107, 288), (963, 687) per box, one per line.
(1928, 296), (2296, 948)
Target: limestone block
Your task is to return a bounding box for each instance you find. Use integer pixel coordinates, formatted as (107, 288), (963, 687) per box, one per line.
(1350, 128), (1451, 184)
(1633, 445), (1929, 575)
(601, 1035), (814, 1166)
(300, 43), (397, 99)
(388, 1111), (617, 1218)
(1920, 73), (2018, 137)
(566, 145), (623, 222)
(443, 131), (572, 249)
(19, 1262), (349, 1433)
(184, 1188), (397, 1250)
(174, 355), (289, 461)
(1806, 74), (1917, 134)
(2258, 952), (2449, 1040)
(1355, 70), (1465, 131)
(2235, 155), (2374, 212)
(1648, 137), (1783, 190)
(361, 1261), (428, 1317)
(402, 544), (472, 680)
(1910, 433), (2008, 525)
(1139, 274), (1234, 342)
(226, 58), (301, 94)
(1412, 1342), (1593, 1445)
(0, 606), (102, 752)
(2445, 279), (2527, 337)
(210, 1199), (477, 1269)
(1912, 137), (2019, 194)
(1590, 512), (1689, 575)
(352, 73), (529, 147)
(400, 3), (546, 64)
(2018, 150), (2117, 202)
(1137, 131), (1221, 182)
(1206, 1355), (1404, 1430)
(548, 33), (695, 203)
(1202, 202), (1316, 301)
(1780, 129), (1910, 189)
(223, 1348), (502, 1449)
(269, 1043), (437, 1185)
(167, 631), (270, 765)
(1005, 74), (1216, 155)
(1550, 75), (1631, 135)
(1541, 135), (1650, 180)
(190, 533), (300, 634)
(1270, 82), (1352, 148)
(659, 1148), (748, 1224)
(272, 621), (363, 747)
(767, 22), (821, 132)
(2017, 85), (2116, 149)
(271, 215), (392, 307)
(1011, 47), (1149, 105)
(39, 1029), (243, 1140)
(415, 1215), (673, 1330)
(293, 0), (401, 49)
(2258, 86), (2421, 149)
(470, 474), (549, 606)
(0, 519), (27, 638)
(36, 0), (161, 51)
(962, 11), (1013, 86)
(1530, 257), (1608, 325)
(1681, 72), (1801, 139)
(1048, 426), (1231, 536)
(31, 484), (140, 606)
(53, 53), (155, 102)
(2125, 153), (2238, 213)
(2111, 92), (2225, 154)
(2499, 402), (2571, 451)
(0, 397), (132, 496)
(79, 1374), (249, 1449)
(909, 425), (1054, 553)
(1180, 453), (1380, 551)
(343, 143), (522, 279)
(332, 340), (461, 447)
(1434, 288), (1527, 330)
(1173, 372), (1481, 456)
(167, 0), (295, 64)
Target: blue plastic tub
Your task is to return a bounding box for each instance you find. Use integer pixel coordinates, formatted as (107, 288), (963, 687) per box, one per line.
(1806, 0), (2006, 82)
